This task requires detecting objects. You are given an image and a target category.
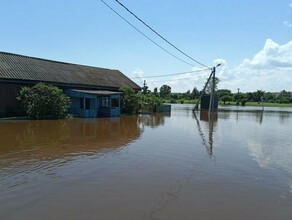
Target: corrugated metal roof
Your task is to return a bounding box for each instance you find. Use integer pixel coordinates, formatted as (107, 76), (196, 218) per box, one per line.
(0, 52), (140, 90)
(71, 89), (121, 95)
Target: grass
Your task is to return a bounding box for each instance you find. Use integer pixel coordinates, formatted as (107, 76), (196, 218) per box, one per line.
(220, 101), (292, 107)
(162, 98), (292, 107)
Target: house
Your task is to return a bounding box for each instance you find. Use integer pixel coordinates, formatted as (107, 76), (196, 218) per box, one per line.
(0, 52), (140, 118)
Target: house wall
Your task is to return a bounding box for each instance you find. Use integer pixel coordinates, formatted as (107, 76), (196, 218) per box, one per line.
(99, 94), (121, 117)
(65, 90), (98, 118)
(0, 82), (121, 118)
(0, 82), (24, 117)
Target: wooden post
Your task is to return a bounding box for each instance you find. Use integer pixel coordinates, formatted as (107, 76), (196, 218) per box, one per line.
(209, 67), (216, 114)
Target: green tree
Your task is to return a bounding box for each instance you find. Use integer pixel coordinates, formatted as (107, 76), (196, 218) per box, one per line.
(17, 83), (70, 119)
(264, 92), (276, 103)
(153, 87), (158, 96)
(221, 95), (233, 104)
(205, 77), (220, 94)
(142, 80), (149, 95)
(119, 86), (139, 114)
(120, 86), (164, 114)
(253, 90), (265, 103)
(160, 85), (171, 98)
(217, 89), (232, 100)
(191, 87), (199, 99)
(183, 90), (191, 99)
(276, 90), (291, 103)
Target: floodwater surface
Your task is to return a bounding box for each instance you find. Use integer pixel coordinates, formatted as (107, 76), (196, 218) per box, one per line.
(0, 104), (292, 220)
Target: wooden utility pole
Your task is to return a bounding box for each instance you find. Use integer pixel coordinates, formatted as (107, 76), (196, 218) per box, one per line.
(209, 66), (216, 114)
(193, 64), (220, 112)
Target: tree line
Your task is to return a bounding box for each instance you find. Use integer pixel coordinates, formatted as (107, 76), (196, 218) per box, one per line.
(144, 83), (292, 105)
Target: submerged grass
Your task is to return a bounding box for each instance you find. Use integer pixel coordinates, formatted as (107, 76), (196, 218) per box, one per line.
(220, 102), (292, 107)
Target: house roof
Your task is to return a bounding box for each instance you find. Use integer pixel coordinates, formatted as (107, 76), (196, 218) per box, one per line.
(70, 89), (122, 95)
(0, 52), (140, 91)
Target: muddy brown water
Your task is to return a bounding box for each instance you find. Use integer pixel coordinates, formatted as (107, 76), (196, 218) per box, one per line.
(1, 104), (292, 220)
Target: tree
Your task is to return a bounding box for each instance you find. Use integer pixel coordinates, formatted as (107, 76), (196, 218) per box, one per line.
(160, 85), (171, 98)
(264, 92), (275, 103)
(183, 90), (191, 99)
(191, 87), (199, 99)
(120, 86), (163, 114)
(221, 95), (233, 104)
(153, 87), (158, 96)
(217, 89), (232, 100)
(119, 86), (139, 114)
(205, 77), (220, 94)
(17, 83), (70, 119)
(142, 80), (149, 95)
(276, 90), (291, 103)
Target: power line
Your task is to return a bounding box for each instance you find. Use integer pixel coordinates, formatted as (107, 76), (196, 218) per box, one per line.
(134, 78), (198, 83)
(100, 0), (195, 67)
(114, 0), (210, 69)
(131, 68), (209, 79)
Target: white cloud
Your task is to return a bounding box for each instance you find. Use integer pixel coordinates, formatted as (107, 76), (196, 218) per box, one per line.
(290, 2), (292, 7)
(132, 39), (292, 93)
(283, 21), (292, 28)
(219, 39), (292, 92)
(132, 67), (145, 86)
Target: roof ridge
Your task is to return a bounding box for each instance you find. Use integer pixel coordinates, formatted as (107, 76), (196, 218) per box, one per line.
(0, 51), (116, 71)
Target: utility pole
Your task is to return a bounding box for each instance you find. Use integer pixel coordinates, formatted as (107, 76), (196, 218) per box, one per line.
(208, 66), (216, 114)
(193, 64), (221, 112)
(237, 88), (240, 105)
(143, 80), (148, 95)
(208, 64), (220, 113)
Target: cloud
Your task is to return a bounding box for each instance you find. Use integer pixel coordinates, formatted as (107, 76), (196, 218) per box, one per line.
(132, 39), (292, 93)
(219, 39), (292, 92)
(283, 21), (292, 28)
(290, 2), (292, 7)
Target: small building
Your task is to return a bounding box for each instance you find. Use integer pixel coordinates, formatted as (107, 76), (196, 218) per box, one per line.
(0, 52), (140, 118)
(65, 89), (121, 118)
(200, 95), (218, 110)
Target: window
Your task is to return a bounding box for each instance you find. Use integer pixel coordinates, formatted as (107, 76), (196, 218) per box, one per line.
(80, 98), (84, 109)
(85, 98), (90, 110)
(111, 98), (119, 108)
(101, 97), (109, 107)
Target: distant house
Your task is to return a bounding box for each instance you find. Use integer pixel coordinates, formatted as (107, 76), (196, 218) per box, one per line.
(0, 52), (140, 118)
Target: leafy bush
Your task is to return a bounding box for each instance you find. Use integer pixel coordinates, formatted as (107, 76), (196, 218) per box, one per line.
(17, 83), (70, 119)
(120, 86), (163, 114)
(241, 99), (247, 106)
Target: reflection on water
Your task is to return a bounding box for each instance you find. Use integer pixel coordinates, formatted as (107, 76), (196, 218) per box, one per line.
(1, 105), (292, 220)
(193, 111), (218, 157)
(0, 117), (140, 163)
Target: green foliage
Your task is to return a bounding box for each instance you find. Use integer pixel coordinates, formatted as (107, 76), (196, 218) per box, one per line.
(205, 77), (220, 94)
(241, 99), (247, 106)
(119, 86), (139, 114)
(217, 89), (232, 99)
(221, 95), (233, 104)
(191, 87), (200, 99)
(276, 90), (291, 103)
(153, 87), (158, 96)
(17, 83), (70, 119)
(120, 86), (163, 114)
(160, 85), (171, 98)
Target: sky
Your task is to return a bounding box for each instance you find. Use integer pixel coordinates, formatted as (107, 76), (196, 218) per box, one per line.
(0, 0), (291, 93)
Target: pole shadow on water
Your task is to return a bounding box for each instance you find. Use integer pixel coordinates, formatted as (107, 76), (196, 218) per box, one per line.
(193, 110), (217, 158)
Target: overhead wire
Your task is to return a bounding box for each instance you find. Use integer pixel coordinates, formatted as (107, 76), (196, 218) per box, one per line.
(131, 68), (209, 79)
(131, 69), (210, 85)
(114, 0), (211, 69)
(100, 0), (196, 67)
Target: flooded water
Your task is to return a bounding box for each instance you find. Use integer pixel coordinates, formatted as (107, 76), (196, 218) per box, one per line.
(1, 104), (292, 220)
